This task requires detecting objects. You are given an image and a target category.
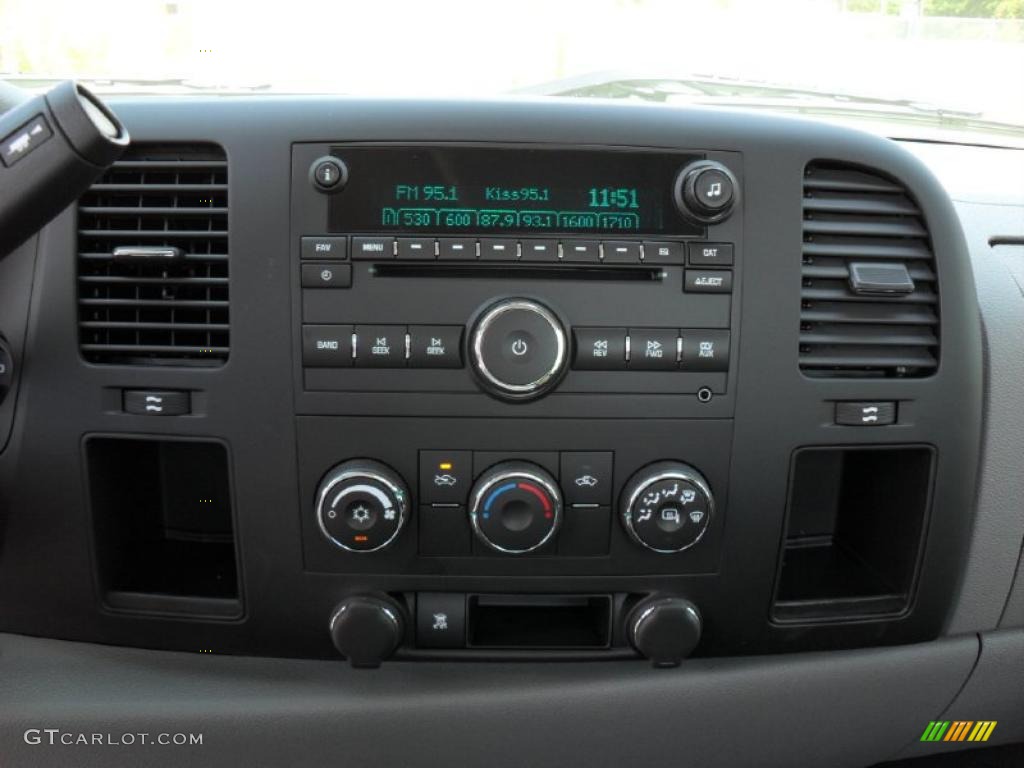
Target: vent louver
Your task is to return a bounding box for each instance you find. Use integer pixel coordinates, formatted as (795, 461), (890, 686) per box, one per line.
(77, 143), (228, 365)
(800, 162), (938, 378)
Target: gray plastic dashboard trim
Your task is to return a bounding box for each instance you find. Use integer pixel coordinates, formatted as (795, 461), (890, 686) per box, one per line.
(0, 631), (978, 768)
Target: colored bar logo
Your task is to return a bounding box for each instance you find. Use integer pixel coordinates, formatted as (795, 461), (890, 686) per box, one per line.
(920, 721), (997, 742)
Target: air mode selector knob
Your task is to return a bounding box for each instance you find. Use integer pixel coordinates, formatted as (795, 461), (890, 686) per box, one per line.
(315, 459), (409, 553)
(673, 160), (738, 224)
(469, 298), (568, 401)
(469, 461), (562, 554)
(620, 461), (714, 553)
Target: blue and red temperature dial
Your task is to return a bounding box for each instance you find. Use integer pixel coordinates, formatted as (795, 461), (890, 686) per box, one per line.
(469, 462), (563, 554)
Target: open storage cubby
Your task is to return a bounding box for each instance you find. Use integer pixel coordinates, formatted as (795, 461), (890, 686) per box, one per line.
(86, 436), (241, 618)
(772, 445), (934, 623)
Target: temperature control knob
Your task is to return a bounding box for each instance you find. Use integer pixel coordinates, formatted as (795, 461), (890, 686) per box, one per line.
(673, 160), (738, 224)
(620, 462), (714, 553)
(469, 461), (562, 554)
(315, 460), (409, 553)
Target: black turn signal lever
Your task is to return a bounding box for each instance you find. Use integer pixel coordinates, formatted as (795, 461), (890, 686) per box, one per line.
(0, 80), (129, 258)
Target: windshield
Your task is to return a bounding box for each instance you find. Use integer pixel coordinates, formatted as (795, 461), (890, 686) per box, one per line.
(3, 0), (1023, 136)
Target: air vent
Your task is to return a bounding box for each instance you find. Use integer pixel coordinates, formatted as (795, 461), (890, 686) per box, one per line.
(77, 143), (228, 365)
(800, 162), (938, 378)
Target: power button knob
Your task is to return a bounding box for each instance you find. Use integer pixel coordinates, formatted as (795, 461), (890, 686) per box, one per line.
(469, 298), (568, 401)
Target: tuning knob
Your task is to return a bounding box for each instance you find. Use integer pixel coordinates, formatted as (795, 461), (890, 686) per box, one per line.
(620, 461), (714, 553)
(328, 595), (405, 668)
(469, 461), (562, 554)
(673, 160), (738, 224)
(628, 596), (702, 667)
(315, 460), (409, 553)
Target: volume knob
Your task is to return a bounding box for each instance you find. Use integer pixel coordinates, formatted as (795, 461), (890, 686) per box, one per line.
(469, 298), (568, 401)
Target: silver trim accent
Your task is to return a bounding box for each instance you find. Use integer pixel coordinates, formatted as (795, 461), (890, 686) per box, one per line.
(676, 336), (683, 363)
(328, 598), (401, 644)
(629, 598), (702, 650)
(625, 334), (631, 363)
(404, 332), (411, 360)
(468, 463), (563, 554)
(620, 463), (714, 554)
(351, 332), (358, 360)
(315, 461), (409, 553)
(470, 299), (567, 398)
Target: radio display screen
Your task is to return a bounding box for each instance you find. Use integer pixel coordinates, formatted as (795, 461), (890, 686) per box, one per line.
(327, 146), (703, 236)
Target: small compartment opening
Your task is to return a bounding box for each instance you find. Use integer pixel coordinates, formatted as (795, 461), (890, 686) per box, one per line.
(86, 436), (241, 618)
(772, 446), (934, 622)
(468, 594), (611, 649)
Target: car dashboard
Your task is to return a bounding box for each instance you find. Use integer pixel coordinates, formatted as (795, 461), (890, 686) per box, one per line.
(0, 95), (1022, 767)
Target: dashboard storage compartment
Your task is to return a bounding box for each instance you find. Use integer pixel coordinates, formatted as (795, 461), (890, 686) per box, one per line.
(467, 594), (612, 649)
(86, 436), (240, 618)
(772, 446), (934, 623)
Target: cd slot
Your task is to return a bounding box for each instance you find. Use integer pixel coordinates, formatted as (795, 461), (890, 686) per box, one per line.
(372, 263), (665, 281)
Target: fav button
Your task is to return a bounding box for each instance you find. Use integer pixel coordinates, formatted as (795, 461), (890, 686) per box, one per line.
(301, 236), (348, 260)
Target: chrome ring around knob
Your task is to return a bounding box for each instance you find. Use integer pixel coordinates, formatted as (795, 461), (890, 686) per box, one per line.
(315, 460), (409, 553)
(469, 299), (567, 400)
(621, 462), (714, 554)
(468, 462), (563, 554)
